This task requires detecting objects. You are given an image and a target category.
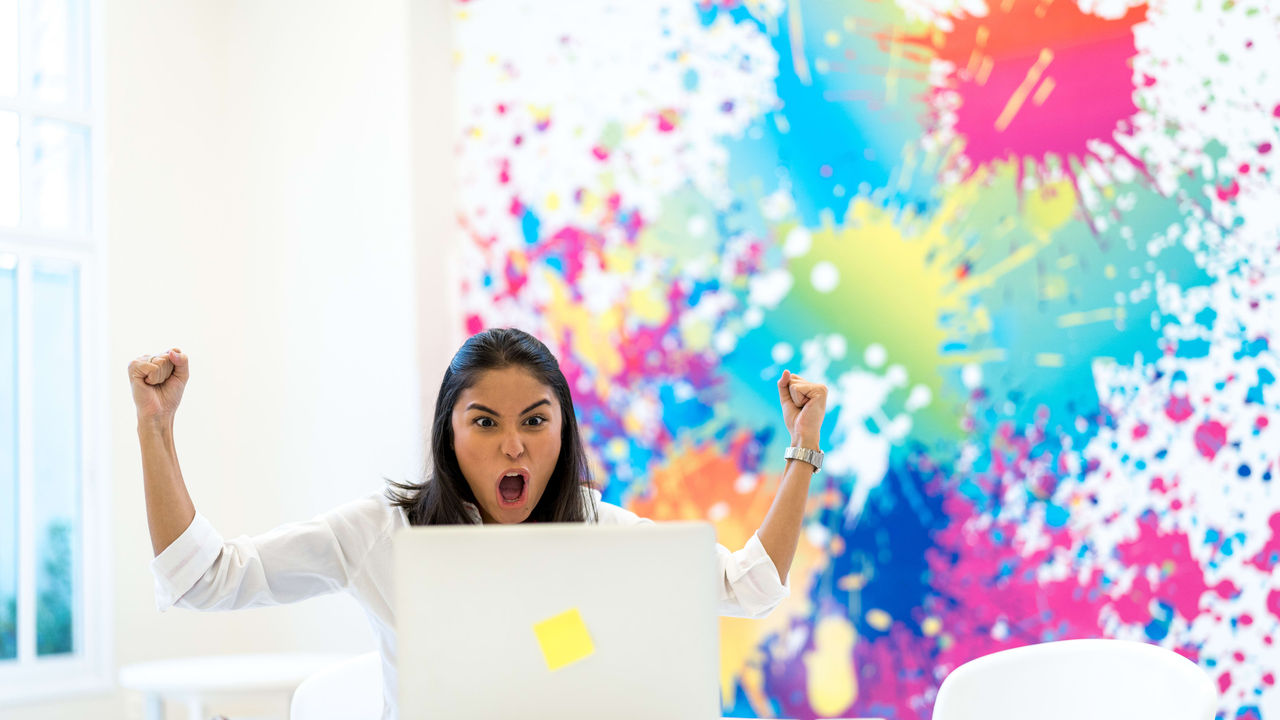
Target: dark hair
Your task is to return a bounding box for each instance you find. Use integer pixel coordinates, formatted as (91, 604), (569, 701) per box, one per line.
(386, 327), (596, 525)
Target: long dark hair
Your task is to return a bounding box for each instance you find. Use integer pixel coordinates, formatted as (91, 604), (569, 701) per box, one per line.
(386, 327), (596, 525)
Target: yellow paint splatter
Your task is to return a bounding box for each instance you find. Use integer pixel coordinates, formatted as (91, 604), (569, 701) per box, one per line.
(804, 616), (858, 716)
(836, 573), (866, 592)
(922, 616), (942, 637)
(1035, 353), (1065, 367)
(994, 47), (1054, 131)
(680, 318), (712, 352)
(865, 608), (892, 631)
(1025, 180), (1075, 233)
(1057, 307), (1123, 328)
(1041, 274), (1069, 301)
(543, 271), (623, 380)
(627, 285), (668, 325)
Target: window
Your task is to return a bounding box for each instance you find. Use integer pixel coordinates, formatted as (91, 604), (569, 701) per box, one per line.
(0, 0), (109, 705)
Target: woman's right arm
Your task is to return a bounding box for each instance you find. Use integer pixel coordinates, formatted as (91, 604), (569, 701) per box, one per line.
(128, 347), (197, 556)
(128, 348), (382, 612)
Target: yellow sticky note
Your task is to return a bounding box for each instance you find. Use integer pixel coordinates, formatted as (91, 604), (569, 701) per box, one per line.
(533, 608), (595, 671)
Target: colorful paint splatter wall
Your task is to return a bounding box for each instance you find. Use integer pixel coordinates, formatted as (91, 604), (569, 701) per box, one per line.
(451, 0), (1280, 717)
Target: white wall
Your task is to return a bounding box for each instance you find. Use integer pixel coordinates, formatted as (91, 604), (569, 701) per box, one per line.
(9, 0), (454, 716)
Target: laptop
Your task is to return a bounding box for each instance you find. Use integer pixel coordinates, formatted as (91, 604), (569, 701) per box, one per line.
(393, 522), (720, 720)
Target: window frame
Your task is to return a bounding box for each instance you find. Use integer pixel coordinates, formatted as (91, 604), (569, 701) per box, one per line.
(0, 0), (111, 706)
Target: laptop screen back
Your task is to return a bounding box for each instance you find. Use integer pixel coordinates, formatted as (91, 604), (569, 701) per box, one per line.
(394, 522), (720, 720)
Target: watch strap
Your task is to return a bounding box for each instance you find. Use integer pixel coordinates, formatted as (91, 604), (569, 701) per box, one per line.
(784, 446), (823, 471)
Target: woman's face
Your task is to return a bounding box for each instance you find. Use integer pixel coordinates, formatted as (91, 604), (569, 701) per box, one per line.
(451, 366), (563, 524)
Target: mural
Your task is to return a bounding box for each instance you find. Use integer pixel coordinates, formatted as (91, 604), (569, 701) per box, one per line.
(451, 0), (1280, 717)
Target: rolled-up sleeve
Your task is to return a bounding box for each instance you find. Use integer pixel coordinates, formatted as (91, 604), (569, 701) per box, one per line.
(150, 495), (386, 612)
(151, 512), (225, 611)
(715, 531), (790, 618)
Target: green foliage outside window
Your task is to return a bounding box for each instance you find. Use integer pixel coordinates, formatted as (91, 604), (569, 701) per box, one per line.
(37, 520), (72, 656)
(0, 594), (15, 659)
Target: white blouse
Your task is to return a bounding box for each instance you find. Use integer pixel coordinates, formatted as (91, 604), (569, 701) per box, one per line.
(150, 486), (790, 719)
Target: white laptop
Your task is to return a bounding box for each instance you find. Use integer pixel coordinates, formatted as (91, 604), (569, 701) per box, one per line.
(393, 522), (720, 720)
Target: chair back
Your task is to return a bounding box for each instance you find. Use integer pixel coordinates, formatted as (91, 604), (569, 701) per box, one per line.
(290, 651), (382, 720)
(932, 639), (1217, 720)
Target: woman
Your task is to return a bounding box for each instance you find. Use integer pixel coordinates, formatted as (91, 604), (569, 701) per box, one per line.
(129, 327), (827, 719)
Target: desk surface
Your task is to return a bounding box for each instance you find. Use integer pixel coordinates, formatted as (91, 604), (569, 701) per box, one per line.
(118, 652), (352, 694)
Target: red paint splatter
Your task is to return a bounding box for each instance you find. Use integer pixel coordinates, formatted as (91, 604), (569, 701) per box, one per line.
(591, 146), (610, 161)
(464, 314), (484, 335)
(1133, 422), (1150, 440)
(1219, 671), (1233, 694)
(906, 2), (1151, 224)
(1193, 420), (1228, 459)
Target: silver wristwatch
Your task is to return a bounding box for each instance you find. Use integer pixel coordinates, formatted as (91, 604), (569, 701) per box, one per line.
(784, 446), (823, 472)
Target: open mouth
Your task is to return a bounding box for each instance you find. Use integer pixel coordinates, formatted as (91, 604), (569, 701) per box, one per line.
(497, 469), (528, 507)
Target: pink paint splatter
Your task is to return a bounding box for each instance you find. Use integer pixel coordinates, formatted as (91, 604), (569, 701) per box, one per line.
(1193, 420), (1228, 459)
(1247, 513), (1280, 572)
(1165, 395), (1194, 422)
(1113, 514), (1211, 622)
(906, 2), (1152, 221)
(1267, 589), (1280, 620)
(656, 108), (679, 132)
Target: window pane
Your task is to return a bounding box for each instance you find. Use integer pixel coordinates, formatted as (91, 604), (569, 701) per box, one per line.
(0, 112), (17, 227)
(0, 256), (16, 661)
(26, 0), (87, 108)
(30, 118), (88, 233)
(32, 258), (78, 657)
(0, 0), (16, 99)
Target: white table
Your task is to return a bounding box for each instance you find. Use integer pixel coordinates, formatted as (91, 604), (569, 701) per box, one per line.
(118, 652), (353, 720)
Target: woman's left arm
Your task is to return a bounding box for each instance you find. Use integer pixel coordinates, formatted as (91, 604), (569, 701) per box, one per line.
(755, 369), (828, 584)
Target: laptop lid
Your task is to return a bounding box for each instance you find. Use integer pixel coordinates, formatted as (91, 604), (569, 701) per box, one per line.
(394, 522), (720, 720)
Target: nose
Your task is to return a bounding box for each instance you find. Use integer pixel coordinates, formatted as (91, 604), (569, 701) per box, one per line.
(500, 429), (524, 459)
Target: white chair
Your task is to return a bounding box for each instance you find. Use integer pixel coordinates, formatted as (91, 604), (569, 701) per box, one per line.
(289, 651), (383, 720)
(932, 639), (1217, 720)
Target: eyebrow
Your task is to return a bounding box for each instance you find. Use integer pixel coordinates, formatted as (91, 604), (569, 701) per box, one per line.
(465, 399), (551, 417)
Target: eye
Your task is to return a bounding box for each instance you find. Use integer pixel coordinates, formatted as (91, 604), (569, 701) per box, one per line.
(473, 416), (497, 428)
(524, 415), (548, 427)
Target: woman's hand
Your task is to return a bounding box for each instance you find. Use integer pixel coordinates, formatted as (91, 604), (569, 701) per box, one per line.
(777, 369), (827, 449)
(127, 348), (189, 423)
